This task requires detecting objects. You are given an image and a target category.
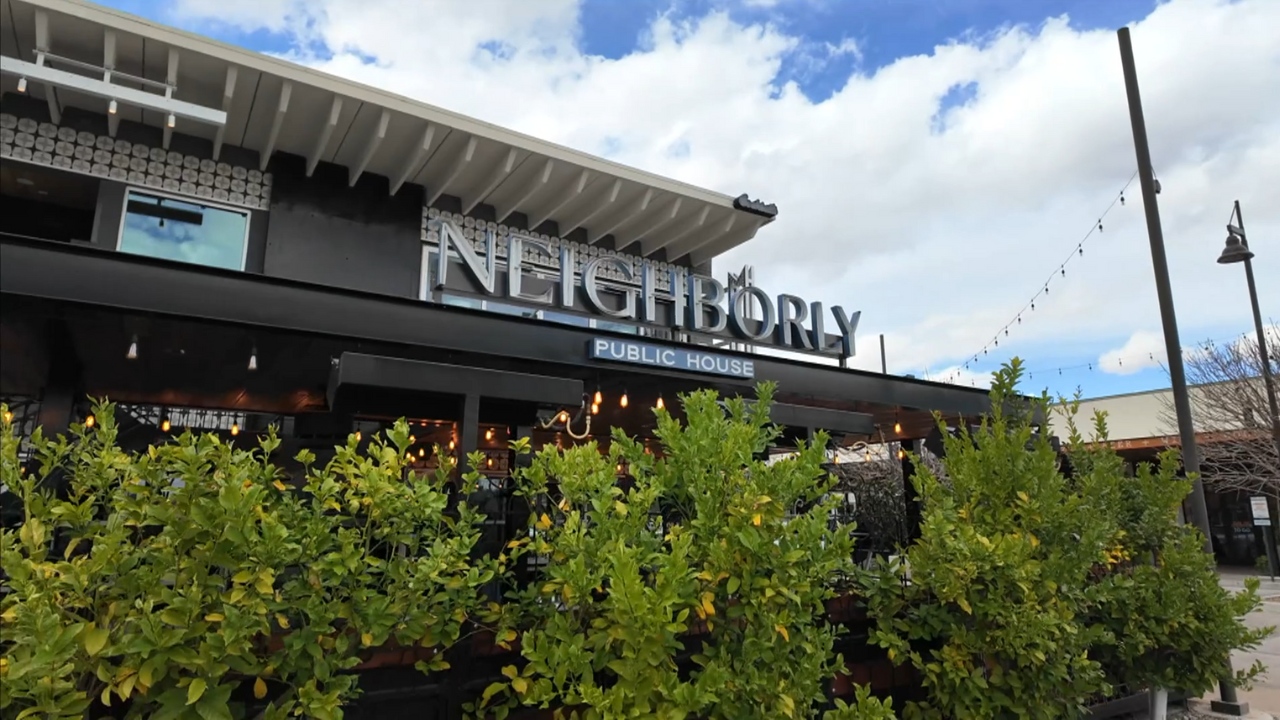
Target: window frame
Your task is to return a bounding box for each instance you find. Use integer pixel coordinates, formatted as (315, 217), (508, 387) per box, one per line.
(116, 187), (252, 272)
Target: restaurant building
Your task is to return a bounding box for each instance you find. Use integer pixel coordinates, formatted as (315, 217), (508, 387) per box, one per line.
(0, 0), (996, 494)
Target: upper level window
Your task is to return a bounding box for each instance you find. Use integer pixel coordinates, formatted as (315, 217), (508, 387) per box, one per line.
(117, 190), (250, 271)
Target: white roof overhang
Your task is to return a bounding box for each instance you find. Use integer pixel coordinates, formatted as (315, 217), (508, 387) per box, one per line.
(0, 0), (777, 263)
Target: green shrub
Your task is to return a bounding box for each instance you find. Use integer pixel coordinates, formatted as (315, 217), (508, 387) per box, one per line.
(479, 384), (872, 719)
(0, 401), (498, 720)
(862, 361), (1116, 720)
(1060, 400), (1271, 698)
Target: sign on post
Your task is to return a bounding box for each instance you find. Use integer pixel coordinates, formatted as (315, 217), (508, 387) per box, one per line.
(1251, 496), (1270, 526)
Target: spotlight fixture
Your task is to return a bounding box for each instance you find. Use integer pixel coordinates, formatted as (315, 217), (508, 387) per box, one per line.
(17, 77), (27, 93)
(230, 423), (240, 437)
(167, 113), (176, 129)
(161, 418), (171, 432)
(248, 346), (258, 371)
(126, 335), (138, 360)
(594, 388), (603, 405)
(620, 391), (629, 408)
(656, 395), (665, 410)
(84, 414), (96, 429)
(108, 99), (117, 114)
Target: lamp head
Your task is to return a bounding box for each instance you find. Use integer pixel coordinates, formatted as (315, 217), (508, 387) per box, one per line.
(1217, 231), (1254, 265)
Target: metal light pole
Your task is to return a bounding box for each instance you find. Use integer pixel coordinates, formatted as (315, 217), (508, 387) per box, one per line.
(1218, 201), (1280, 575)
(1116, 27), (1247, 715)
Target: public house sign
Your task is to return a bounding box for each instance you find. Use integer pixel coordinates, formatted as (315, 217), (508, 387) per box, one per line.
(429, 218), (861, 358)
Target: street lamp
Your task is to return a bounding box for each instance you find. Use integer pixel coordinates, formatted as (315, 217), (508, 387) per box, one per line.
(1217, 200), (1280, 574)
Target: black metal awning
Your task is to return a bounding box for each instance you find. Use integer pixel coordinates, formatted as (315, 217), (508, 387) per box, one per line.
(327, 352), (584, 410)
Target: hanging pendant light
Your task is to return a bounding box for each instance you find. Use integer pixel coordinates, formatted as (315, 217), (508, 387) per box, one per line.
(594, 388), (603, 405)
(161, 418), (171, 432)
(620, 391), (629, 408)
(126, 335), (139, 360)
(248, 346), (258, 371)
(656, 395), (665, 410)
(230, 423), (240, 437)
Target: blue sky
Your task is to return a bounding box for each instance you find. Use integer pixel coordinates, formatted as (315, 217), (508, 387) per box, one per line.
(95, 0), (1278, 402)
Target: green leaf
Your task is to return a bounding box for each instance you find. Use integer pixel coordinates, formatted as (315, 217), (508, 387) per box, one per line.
(186, 678), (207, 705)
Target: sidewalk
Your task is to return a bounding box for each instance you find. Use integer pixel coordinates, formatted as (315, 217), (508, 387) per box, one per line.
(1200, 570), (1280, 716)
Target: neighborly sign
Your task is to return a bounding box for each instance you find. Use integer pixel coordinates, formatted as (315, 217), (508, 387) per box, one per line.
(589, 337), (755, 379)
(1251, 496), (1270, 527)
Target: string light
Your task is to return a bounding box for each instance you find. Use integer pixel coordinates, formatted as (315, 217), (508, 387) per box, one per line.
(893, 419), (902, 435)
(656, 395), (665, 410)
(485, 428), (494, 441)
(949, 170), (1139, 383)
(355, 431), (362, 442)
(230, 423), (240, 437)
(161, 418), (171, 432)
(620, 391), (629, 408)
(591, 402), (600, 415)
(594, 388), (603, 405)
(248, 347), (258, 371)
(84, 414), (95, 428)
(419, 447), (426, 457)
(2, 410), (12, 424)
(948, 329), (1259, 388)
(448, 439), (456, 451)
(126, 335), (138, 360)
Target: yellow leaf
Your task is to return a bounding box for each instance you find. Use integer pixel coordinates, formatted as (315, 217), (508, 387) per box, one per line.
(775, 624), (789, 642)
(751, 513), (762, 527)
(204, 613), (225, 623)
(361, 633), (374, 647)
(254, 575), (274, 595)
(536, 514), (552, 531)
(101, 686), (112, 707)
(501, 665), (518, 680)
(957, 597), (972, 615)
(700, 592), (716, 617)
(1029, 533), (1040, 548)
(275, 614), (290, 630)
(887, 648), (896, 661)
(186, 678), (206, 705)
(1017, 491), (1030, 503)
(84, 626), (110, 656)
(512, 677), (529, 695)
(253, 677), (268, 700)
(557, 497), (570, 511)
(780, 694), (795, 718)
(614, 500), (628, 516)
(272, 480), (288, 492)
(232, 570), (255, 584)
(0, 607), (17, 623)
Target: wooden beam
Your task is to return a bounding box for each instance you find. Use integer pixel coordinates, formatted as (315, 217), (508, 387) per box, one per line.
(306, 95), (343, 176)
(495, 158), (553, 224)
(425, 135), (477, 206)
(161, 48), (179, 149)
(669, 213), (735, 262)
(588, 188), (652, 244)
(104, 30), (118, 137)
(34, 11), (59, 124)
(528, 169), (589, 232)
(348, 108), (391, 187)
(211, 66), (238, 161)
(259, 81), (292, 171)
(388, 123), (436, 196)
(556, 178), (621, 237)
(461, 146), (518, 215)
(614, 197), (680, 251)
(689, 219), (761, 265)
(641, 204), (708, 256)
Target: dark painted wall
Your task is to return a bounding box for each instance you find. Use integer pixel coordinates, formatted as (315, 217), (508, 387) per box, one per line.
(263, 153), (425, 298)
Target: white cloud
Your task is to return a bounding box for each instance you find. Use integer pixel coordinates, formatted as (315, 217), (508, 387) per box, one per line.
(1099, 330), (1167, 375)
(170, 0), (1280, 385)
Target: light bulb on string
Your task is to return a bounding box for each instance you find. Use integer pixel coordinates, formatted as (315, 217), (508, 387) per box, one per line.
(418, 447), (426, 457)
(591, 402), (600, 415)
(2, 410), (12, 424)
(84, 414), (95, 429)
(161, 418), (171, 432)
(893, 420), (902, 434)
(1061, 268), (1065, 277)
(1120, 193), (1125, 206)
(620, 391), (629, 408)
(410, 435), (416, 444)
(656, 395), (665, 410)
(355, 430), (362, 442)
(1078, 245), (1084, 256)
(127, 335), (139, 360)
(485, 428), (494, 441)
(594, 388), (603, 405)
(230, 423), (240, 437)
(448, 439), (456, 451)
(1097, 221), (1103, 232)
(248, 347), (258, 371)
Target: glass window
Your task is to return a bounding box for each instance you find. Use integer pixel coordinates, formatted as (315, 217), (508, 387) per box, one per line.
(543, 311), (591, 328)
(118, 190), (249, 271)
(442, 294), (484, 310)
(594, 319), (638, 335)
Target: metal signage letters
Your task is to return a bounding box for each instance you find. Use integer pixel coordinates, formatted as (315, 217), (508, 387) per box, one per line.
(433, 219), (860, 358)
